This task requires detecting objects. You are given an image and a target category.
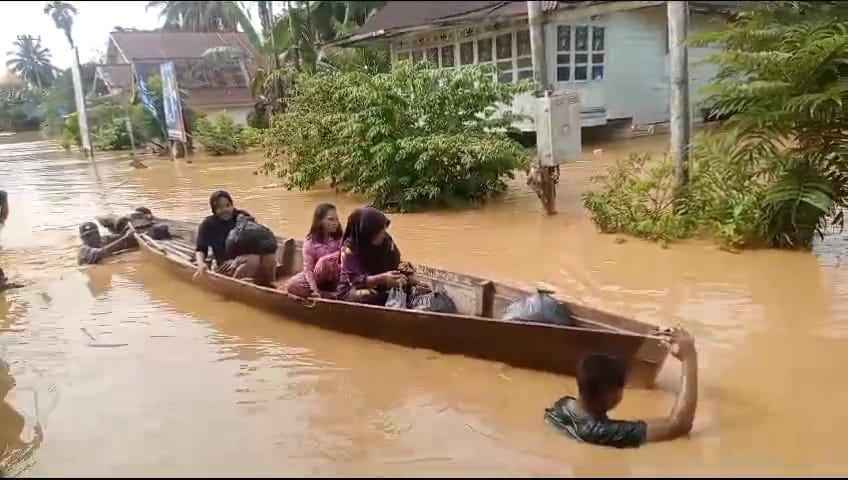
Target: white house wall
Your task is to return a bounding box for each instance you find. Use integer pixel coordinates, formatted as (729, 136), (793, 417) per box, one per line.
(546, 5), (722, 126)
(386, 4), (725, 131)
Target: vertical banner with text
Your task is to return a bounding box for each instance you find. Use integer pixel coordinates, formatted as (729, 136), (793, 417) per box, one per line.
(160, 61), (187, 143)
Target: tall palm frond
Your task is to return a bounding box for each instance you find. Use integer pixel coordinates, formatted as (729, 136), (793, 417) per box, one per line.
(43, 1), (78, 49)
(5, 35), (56, 89)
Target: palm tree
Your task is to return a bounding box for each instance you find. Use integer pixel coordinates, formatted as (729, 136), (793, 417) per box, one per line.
(43, 1), (78, 49)
(146, 1), (249, 32)
(5, 35), (56, 89)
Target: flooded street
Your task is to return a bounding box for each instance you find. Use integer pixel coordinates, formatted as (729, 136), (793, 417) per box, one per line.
(1, 132), (847, 476)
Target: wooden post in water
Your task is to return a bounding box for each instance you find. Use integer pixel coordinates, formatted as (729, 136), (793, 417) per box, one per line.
(527, 0), (557, 215)
(668, 0), (691, 194)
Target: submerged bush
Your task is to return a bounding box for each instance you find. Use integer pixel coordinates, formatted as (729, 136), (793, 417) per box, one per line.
(690, 1), (848, 248)
(583, 131), (771, 248)
(585, 1), (848, 250)
(582, 153), (693, 242)
(93, 118), (133, 151)
(194, 113), (247, 156)
(261, 61), (533, 212)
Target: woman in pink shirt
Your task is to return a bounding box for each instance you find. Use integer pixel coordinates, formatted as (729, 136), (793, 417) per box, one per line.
(284, 203), (342, 298)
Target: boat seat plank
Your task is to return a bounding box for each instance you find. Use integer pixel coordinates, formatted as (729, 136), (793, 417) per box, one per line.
(276, 238), (296, 278)
(474, 281), (495, 317)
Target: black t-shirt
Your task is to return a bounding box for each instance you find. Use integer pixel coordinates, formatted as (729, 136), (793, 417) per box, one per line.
(195, 210), (251, 265)
(0, 190), (7, 207)
(544, 395), (647, 449)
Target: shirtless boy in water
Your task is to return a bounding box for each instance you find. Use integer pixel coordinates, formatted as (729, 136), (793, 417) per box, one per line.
(545, 328), (698, 448)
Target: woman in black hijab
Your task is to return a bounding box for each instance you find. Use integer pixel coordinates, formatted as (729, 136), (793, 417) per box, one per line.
(194, 190), (275, 284)
(335, 207), (408, 304)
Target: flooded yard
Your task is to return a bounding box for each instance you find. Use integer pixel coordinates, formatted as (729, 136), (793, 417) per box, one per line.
(1, 132), (846, 476)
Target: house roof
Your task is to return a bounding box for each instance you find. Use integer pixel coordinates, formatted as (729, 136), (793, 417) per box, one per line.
(339, 1), (738, 46)
(109, 30), (257, 62)
(356, 1), (573, 36)
(95, 63), (255, 109)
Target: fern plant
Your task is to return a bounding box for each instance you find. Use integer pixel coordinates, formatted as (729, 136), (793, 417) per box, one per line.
(692, 1), (848, 248)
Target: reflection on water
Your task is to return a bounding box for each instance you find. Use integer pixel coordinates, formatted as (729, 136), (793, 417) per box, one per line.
(0, 134), (846, 476)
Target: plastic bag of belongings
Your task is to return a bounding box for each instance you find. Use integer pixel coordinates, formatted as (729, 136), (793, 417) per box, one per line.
(501, 286), (573, 326)
(96, 207), (172, 240)
(225, 213), (278, 257)
(409, 285), (458, 314)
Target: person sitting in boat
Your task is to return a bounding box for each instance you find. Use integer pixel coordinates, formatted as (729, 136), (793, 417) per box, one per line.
(544, 328), (698, 448)
(0, 189), (8, 240)
(283, 203), (342, 298)
(193, 190), (276, 285)
(336, 206), (417, 305)
(77, 221), (137, 265)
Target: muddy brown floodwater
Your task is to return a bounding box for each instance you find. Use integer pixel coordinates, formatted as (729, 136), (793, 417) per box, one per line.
(0, 131), (847, 476)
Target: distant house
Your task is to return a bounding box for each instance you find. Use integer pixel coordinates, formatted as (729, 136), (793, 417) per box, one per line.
(334, 1), (736, 133)
(95, 30), (257, 125)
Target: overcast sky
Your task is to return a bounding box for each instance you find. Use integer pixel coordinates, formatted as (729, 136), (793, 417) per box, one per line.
(2, 1), (270, 70)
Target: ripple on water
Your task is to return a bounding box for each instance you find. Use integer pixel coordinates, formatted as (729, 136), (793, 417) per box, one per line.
(2, 136), (848, 475)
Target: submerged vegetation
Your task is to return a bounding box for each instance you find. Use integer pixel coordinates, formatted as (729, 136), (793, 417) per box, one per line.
(584, 1), (848, 250)
(261, 62), (533, 212)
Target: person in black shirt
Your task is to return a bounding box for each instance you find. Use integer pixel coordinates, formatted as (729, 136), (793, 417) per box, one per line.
(193, 190), (276, 285)
(77, 222), (136, 265)
(0, 190), (8, 238)
(545, 328), (698, 448)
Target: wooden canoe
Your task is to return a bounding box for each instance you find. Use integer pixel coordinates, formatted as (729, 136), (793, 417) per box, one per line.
(134, 218), (670, 388)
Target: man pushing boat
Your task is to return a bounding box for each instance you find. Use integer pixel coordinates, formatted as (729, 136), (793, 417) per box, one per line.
(545, 328), (698, 448)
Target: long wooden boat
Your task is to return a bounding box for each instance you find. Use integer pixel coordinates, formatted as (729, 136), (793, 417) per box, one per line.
(134, 219), (670, 387)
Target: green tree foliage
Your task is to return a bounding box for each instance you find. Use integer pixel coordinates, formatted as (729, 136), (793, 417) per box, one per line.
(583, 131), (767, 248)
(693, 1), (848, 248)
(262, 62), (532, 211)
(5, 35), (56, 89)
(584, 1), (848, 250)
(43, 1), (78, 49)
(194, 112), (249, 155)
(146, 1), (246, 32)
(0, 86), (45, 132)
(40, 63), (99, 136)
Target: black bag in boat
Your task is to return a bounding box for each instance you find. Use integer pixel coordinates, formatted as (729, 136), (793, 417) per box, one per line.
(97, 207), (155, 235)
(225, 214), (278, 257)
(410, 287), (458, 314)
(501, 287), (572, 326)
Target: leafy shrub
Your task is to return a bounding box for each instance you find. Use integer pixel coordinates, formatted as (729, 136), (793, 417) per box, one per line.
(59, 112), (80, 151)
(690, 1), (848, 248)
(194, 112), (247, 155)
(262, 61), (533, 211)
(241, 125), (262, 148)
(583, 131), (771, 248)
(583, 153), (693, 242)
(247, 107), (268, 129)
(93, 117), (133, 151)
(685, 130), (767, 247)
(586, 1), (848, 250)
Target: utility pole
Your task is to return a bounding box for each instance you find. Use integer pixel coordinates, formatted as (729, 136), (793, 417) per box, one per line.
(668, 0), (690, 194)
(71, 46), (94, 162)
(527, 1), (547, 92)
(527, 0), (558, 215)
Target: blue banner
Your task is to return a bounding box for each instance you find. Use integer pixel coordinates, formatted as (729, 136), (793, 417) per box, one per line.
(133, 66), (166, 139)
(160, 62), (187, 143)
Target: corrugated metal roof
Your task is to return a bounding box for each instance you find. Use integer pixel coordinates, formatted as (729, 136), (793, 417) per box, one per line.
(95, 63), (255, 109)
(110, 31), (257, 62)
(354, 1), (738, 37)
